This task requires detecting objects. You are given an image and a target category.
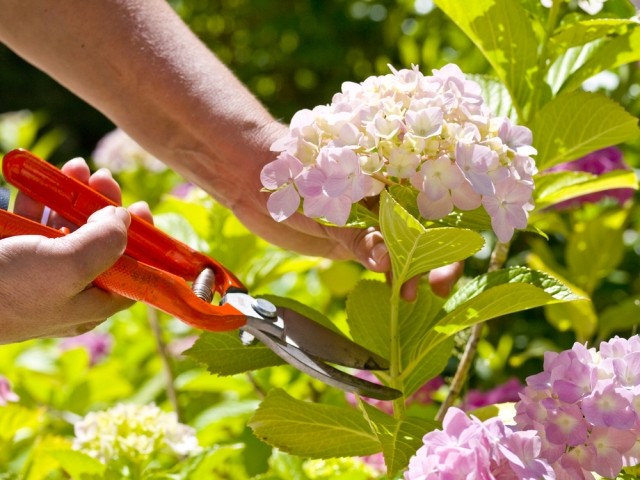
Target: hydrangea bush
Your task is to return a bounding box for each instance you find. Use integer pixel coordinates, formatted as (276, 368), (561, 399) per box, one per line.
(1, 0), (639, 479)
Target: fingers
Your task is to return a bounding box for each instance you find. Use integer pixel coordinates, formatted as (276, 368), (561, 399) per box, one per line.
(429, 262), (464, 297)
(45, 206), (131, 291)
(128, 200), (153, 224)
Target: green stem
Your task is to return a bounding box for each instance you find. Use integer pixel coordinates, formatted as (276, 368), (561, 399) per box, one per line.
(526, 0), (562, 123)
(147, 307), (182, 422)
(389, 284), (405, 419)
(435, 241), (511, 422)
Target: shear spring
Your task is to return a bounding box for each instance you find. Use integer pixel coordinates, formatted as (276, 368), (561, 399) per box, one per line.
(192, 268), (215, 303)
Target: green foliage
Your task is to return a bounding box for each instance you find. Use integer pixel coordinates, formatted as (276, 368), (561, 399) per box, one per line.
(2, 0), (640, 478)
(531, 91), (640, 169)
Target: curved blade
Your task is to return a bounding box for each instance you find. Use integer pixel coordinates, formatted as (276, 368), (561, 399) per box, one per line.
(243, 322), (402, 400)
(276, 306), (389, 370)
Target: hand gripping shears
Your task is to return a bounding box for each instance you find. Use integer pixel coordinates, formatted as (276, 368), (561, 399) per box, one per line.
(0, 149), (401, 400)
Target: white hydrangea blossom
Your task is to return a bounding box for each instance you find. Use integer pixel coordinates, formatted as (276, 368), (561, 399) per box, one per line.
(73, 403), (200, 464)
(262, 64), (537, 242)
(541, 0), (607, 15)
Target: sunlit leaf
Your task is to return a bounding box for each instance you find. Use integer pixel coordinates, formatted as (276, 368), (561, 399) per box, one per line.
(402, 336), (454, 397)
(527, 251), (597, 341)
(566, 209), (627, 293)
(598, 295), (640, 341)
(0, 404), (42, 442)
(50, 450), (107, 478)
(533, 170), (638, 210)
(186, 332), (283, 376)
(249, 389), (379, 458)
(469, 74), (516, 120)
(412, 267), (582, 359)
(531, 91), (640, 169)
(359, 401), (437, 477)
(548, 19), (636, 57)
(347, 280), (444, 364)
(547, 39), (604, 94)
(380, 190), (485, 286)
(435, 0), (538, 115)
(560, 25), (640, 93)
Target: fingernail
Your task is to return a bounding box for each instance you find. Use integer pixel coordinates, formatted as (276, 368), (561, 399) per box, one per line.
(371, 242), (389, 265)
(114, 206), (131, 227)
(95, 168), (113, 179)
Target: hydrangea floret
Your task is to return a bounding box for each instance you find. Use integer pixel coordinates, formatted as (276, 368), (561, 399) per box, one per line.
(404, 406), (554, 479)
(73, 403), (200, 465)
(261, 64), (537, 242)
(515, 335), (640, 479)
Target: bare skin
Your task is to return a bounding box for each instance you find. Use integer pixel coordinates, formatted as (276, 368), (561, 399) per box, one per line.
(0, 0), (458, 343)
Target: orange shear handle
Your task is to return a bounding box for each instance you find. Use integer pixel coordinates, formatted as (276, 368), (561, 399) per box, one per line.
(2, 149), (245, 295)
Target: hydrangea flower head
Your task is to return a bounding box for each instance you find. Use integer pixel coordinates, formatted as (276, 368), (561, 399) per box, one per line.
(262, 64), (537, 243)
(404, 407), (554, 479)
(73, 403), (200, 465)
(515, 335), (640, 478)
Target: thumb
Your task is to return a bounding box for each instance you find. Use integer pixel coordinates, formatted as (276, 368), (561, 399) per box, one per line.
(53, 206), (131, 290)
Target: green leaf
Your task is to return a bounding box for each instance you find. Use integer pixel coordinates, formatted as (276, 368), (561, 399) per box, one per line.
(402, 336), (454, 397)
(346, 281), (448, 395)
(469, 74), (516, 120)
(249, 389), (379, 458)
(435, 0), (538, 115)
(598, 295), (640, 341)
(565, 209), (627, 293)
(548, 19), (637, 56)
(560, 26), (640, 93)
(0, 404), (42, 443)
(546, 39), (604, 95)
(533, 170), (638, 210)
(359, 401), (437, 477)
(531, 91), (640, 170)
(543, 300), (597, 342)
(527, 251), (597, 341)
(380, 190), (485, 286)
(413, 267), (582, 357)
(186, 331), (283, 376)
(49, 450), (106, 478)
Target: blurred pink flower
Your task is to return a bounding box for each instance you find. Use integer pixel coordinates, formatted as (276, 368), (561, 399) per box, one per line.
(60, 331), (112, 365)
(547, 147), (634, 209)
(0, 376), (19, 406)
(93, 128), (166, 173)
(463, 377), (524, 411)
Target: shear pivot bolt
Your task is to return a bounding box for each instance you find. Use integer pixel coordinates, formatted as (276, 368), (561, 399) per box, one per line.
(252, 298), (277, 318)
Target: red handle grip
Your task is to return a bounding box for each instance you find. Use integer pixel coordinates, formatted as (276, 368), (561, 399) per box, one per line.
(2, 149), (245, 295)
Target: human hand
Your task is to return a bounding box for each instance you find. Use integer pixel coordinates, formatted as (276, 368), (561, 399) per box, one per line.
(0, 158), (152, 344)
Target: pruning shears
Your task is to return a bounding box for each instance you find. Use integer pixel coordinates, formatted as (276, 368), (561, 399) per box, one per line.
(0, 149), (401, 400)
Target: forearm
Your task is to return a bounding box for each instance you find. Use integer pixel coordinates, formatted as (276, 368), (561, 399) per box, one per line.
(0, 0), (280, 209)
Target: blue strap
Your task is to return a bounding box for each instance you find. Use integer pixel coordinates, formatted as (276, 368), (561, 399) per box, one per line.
(0, 187), (9, 211)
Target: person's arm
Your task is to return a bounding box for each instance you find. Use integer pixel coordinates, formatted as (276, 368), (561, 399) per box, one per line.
(0, 0), (394, 267)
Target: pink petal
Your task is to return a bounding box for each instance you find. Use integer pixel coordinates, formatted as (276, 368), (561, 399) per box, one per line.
(266, 185), (300, 222)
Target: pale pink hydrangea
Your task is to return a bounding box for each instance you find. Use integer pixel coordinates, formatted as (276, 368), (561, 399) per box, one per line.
(405, 407), (554, 479)
(261, 64), (537, 242)
(515, 335), (640, 479)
